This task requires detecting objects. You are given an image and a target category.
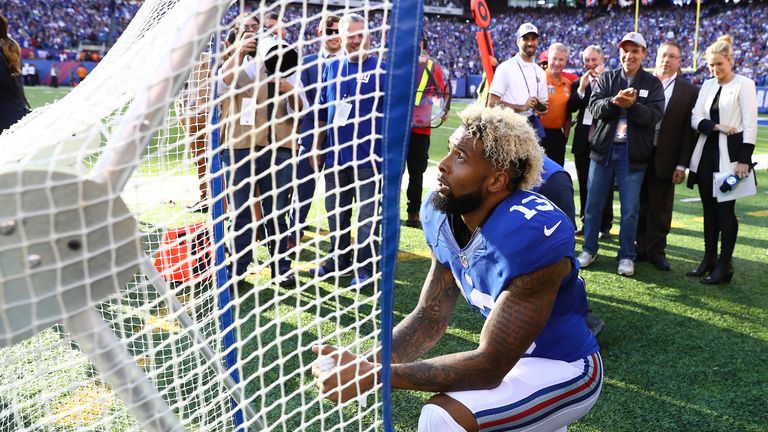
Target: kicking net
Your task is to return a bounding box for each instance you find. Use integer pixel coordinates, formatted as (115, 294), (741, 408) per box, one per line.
(0, 0), (417, 431)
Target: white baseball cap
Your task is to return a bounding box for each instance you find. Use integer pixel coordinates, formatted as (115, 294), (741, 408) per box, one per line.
(516, 22), (539, 39)
(618, 32), (647, 49)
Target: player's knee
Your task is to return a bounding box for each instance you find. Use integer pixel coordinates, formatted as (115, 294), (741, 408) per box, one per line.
(418, 404), (467, 432)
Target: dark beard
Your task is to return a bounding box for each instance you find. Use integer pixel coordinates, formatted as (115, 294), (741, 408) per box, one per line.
(431, 190), (484, 215)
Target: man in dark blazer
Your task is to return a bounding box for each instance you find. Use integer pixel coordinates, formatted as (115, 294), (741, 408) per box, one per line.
(636, 41), (699, 271)
(290, 14), (341, 243)
(577, 32), (665, 277)
(567, 45), (613, 239)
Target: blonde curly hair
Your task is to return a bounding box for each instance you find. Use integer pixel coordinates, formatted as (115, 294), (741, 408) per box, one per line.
(457, 104), (543, 191)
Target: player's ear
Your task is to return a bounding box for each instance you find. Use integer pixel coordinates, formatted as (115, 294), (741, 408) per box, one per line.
(487, 170), (509, 193)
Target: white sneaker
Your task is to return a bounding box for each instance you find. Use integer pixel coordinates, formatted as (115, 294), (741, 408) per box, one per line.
(577, 251), (597, 268)
(618, 259), (635, 276)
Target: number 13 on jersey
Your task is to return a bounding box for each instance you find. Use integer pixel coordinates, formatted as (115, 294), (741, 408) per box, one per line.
(509, 195), (554, 220)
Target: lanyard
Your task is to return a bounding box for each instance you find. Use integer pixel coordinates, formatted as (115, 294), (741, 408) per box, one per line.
(663, 77), (676, 93)
(515, 58), (539, 98)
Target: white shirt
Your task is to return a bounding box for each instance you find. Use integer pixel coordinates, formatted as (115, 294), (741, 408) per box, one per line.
(489, 54), (548, 116)
(654, 73), (677, 146)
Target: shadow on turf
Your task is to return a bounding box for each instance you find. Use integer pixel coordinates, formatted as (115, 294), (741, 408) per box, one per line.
(585, 291), (767, 431)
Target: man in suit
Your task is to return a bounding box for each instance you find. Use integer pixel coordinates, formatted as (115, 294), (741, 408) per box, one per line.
(576, 32), (665, 277)
(567, 45), (613, 239)
(289, 14), (341, 244)
(636, 41), (699, 271)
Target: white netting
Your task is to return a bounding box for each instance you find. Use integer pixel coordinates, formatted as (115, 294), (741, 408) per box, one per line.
(0, 0), (397, 430)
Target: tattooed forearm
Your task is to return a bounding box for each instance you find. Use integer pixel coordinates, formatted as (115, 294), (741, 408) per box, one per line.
(389, 258), (571, 393)
(388, 257), (459, 364)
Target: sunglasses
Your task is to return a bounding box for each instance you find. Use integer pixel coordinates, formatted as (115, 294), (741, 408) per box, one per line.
(325, 28), (339, 35)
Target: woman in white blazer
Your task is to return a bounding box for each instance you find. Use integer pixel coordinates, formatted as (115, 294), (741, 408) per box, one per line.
(687, 35), (758, 285)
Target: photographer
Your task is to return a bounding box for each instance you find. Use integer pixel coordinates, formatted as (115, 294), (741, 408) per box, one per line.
(217, 14), (307, 289)
(576, 32), (664, 277)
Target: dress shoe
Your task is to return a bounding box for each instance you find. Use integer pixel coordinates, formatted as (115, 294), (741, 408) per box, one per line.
(686, 257), (716, 277)
(309, 260), (352, 278)
(276, 274), (297, 288)
(598, 230), (612, 241)
(404, 212), (421, 228)
(650, 258), (671, 271)
(700, 263), (734, 285)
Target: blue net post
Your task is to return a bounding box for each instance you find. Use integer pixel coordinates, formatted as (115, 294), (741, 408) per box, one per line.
(381, 1), (423, 430)
(207, 36), (247, 431)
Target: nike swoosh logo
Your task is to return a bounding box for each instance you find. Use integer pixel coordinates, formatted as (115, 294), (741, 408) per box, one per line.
(544, 220), (562, 237)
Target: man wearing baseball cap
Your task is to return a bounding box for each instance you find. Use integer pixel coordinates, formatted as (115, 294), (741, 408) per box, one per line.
(577, 31), (665, 277)
(487, 22), (548, 139)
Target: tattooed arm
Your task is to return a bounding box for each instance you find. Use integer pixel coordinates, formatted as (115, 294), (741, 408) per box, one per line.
(389, 256), (570, 392)
(389, 255), (461, 363)
(312, 254), (460, 403)
(312, 255), (570, 402)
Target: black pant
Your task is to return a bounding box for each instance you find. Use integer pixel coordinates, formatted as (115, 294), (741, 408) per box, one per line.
(574, 151), (613, 232)
(696, 138), (738, 264)
(542, 128), (566, 167)
(406, 132), (430, 214)
(638, 166), (675, 261)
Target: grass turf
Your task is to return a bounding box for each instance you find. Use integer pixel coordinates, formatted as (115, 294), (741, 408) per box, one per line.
(18, 87), (768, 431)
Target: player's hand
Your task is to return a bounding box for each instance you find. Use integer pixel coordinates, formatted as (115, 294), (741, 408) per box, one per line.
(672, 168), (686, 185)
(312, 344), (376, 404)
(715, 124), (738, 135)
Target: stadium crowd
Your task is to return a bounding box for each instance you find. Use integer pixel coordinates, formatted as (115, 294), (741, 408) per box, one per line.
(425, 3), (768, 85)
(2, 1), (766, 85)
(0, 0), (140, 59)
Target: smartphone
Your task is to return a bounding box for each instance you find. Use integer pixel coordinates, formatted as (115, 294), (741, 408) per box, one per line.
(533, 100), (548, 112)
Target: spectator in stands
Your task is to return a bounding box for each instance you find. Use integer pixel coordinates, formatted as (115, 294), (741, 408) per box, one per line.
(217, 14), (307, 288)
(310, 13), (386, 287)
(567, 45), (613, 239)
(539, 43), (572, 166)
(686, 35), (758, 285)
(290, 14), (342, 244)
(405, 33), (449, 228)
(636, 41), (699, 272)
(0, 12), (30, 132)
(488, 22), (548, 139)
(577, 32), (664, 277)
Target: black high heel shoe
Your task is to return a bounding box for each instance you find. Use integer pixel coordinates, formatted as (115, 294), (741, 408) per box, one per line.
(700, 263), (734, 285)
(686, 258), (716, 277)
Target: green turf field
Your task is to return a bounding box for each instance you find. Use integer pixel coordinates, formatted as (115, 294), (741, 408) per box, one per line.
(17, 87), (768, 431)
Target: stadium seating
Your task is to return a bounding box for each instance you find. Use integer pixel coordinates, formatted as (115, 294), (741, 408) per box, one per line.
(1, 1), (766, 85)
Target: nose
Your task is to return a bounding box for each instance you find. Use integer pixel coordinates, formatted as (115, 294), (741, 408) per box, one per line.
(437, 154), (449, 174)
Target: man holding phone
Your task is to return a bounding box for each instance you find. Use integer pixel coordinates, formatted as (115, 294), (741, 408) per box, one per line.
(487, 22), (548, 139)
(577, 32), (664, 277)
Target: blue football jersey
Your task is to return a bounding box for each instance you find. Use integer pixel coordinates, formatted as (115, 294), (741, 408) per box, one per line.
(421, 189), (599, 362)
